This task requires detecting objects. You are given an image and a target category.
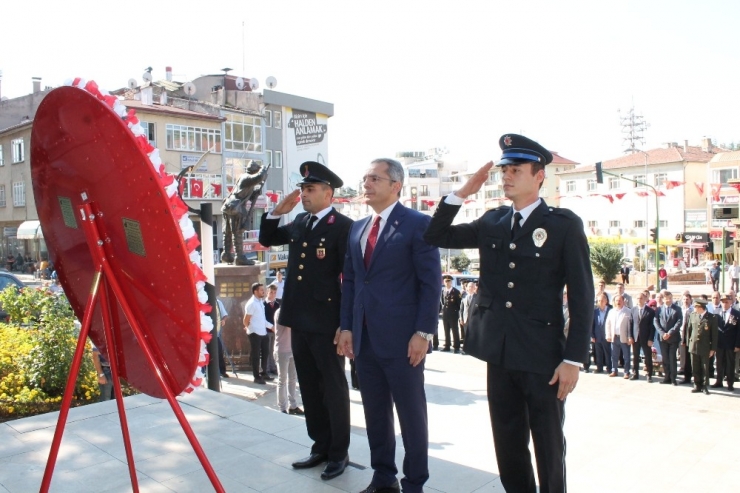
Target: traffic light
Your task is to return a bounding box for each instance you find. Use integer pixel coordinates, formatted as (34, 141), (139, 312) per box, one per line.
(649, 228), (657, 243)
(724, 229), (733, 248)
(595, 162), (603, 184)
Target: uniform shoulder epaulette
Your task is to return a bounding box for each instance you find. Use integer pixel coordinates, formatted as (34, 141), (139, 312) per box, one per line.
(548, 206), (578, 219)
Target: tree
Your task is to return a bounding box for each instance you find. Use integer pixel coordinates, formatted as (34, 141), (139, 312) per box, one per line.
(450, 252), (471, 272)
(590, 242), (622, 284)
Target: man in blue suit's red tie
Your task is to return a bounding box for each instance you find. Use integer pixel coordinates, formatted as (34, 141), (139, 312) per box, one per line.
(338, 158), (441, 493)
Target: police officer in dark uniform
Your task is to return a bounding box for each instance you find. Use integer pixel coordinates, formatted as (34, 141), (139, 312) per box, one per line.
(259, 161), (353, 480)
(440, 275), (463, 352)
(424, 134), (593, 493)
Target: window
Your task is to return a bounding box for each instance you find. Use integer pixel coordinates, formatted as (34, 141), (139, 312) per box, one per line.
(166, 124), (222, 153)
(140, 121), (156, 147)
(419, 185), (429, 196)
(224, 114), (262, 152)
(264, 110), (272, 127)
(0, 186), (5, 207)
(420, 201), (430, 211)
(633, 174), (646, 187)
(653, 173), (667, 187)
(12, 182), (25, 207)
(608, 177), (620, 190)
(566, 181), (576, 192)
(659, 220), (668, 228)
(609, 220), (620, 228)
(485, 189), (504, 199)
(0, 145), (3, 166)
(274, 111), (282, 129)
(265, 150), (272, 168)
(539, 188), (548, 197)
(634, 220), (646, 228)
(489, 171), (501, 184)
(587, 220), (597, 228)
(274, 151), (282, 169)
(225, 158), (263, 191)
(587, 179), (596, 191)
(712, 168), (739, 185)
(11, 138), (24, 163)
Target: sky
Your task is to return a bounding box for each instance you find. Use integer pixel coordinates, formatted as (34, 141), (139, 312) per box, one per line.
(2, 0), (740, 186)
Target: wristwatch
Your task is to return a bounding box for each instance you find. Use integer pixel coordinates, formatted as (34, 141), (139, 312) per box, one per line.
(415, 331), (434, 341)
(98, 373), (105, 377)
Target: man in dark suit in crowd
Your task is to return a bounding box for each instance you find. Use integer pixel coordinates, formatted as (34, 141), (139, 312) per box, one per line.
(630, 291), (655, 382)
(592, 292), (612, 373)
(440, 275), (463, 352)
(337, 158), (441, 493)
(423, 134), (593, 493)
(688, 298), (718, 394)
(679, 292), (694, 384)
(620, 264), (630, 284)
(654, 291), (683, 385)
(711, 292), (740, 391)
(259, 161), (353, 480)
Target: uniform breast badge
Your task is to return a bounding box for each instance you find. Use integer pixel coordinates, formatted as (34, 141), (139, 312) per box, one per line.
(316, 248), (326, 259)
(533, 228), (547, 248)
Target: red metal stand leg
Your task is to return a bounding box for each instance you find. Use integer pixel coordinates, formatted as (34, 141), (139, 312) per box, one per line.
(99, 278), (139, 492)
(40, 271), (102, 492)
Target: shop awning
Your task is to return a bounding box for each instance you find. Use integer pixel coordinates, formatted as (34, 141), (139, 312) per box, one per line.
(17, 220), (43, 240)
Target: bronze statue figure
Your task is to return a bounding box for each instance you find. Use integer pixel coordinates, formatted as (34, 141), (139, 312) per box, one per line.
(221, 162), (268, 265)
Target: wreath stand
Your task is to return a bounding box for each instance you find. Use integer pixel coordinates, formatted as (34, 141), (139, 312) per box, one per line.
(31, 83), (225, 492)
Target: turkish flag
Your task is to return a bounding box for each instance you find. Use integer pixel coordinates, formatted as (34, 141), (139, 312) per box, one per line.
(665, 180), (685, 190)
(635, 191), (649, 197)
(710, 183), (722, 202)
(211, 183), (222, 196)
(694, 182), (705, 196)
(615, 193), (626, 200)
(190, 179), (204, 198)
(602, 194), (614, 203)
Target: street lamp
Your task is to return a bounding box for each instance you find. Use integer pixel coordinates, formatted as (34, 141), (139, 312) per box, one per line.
(595, 161), (661, 289)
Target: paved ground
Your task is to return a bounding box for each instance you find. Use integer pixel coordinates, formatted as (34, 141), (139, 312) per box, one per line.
(2, 321), (739, 492)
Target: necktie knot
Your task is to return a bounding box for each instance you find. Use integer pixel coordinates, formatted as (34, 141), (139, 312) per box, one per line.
(306, 215), (318, 230)
(512, 212), (523, 236)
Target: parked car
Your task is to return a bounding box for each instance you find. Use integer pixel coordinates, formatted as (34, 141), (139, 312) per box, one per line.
(0, 271), (25, 321)
(686, 260), (717, 274)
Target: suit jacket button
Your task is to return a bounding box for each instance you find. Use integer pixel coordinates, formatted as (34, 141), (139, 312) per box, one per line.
(505, 301), (512, 308)
(301, 253), (306, 258)
(492, 244), (496, 249)
(298, 265), (304, 270)
(297, 276), (303, 281)
(508, 282), (514, 288)
(364, 281), (369, 284)
(509, 243), (516, 250)
(509, 262), (515, 269)
(302, 242), (308, 247)
(328, 298), (331, 301)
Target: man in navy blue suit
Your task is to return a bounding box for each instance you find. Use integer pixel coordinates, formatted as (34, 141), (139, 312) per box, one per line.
(337, 158), (441, 493)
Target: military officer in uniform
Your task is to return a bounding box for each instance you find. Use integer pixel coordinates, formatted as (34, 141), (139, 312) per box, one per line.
(424, 134), (593, 493)
(259, 161), (353, 480)
(440, 275), (463, 352)
(687, 298), (718, 394)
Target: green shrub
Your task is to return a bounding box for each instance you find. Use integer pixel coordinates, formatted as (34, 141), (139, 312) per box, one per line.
(590, 242), (623, 284)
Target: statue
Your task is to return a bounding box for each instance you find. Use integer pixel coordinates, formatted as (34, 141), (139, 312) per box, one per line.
(220, 162), (268, 265)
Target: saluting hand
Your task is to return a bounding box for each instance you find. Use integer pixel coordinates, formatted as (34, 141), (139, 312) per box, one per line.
(453, 161), (494, 199)
(272, 189), (301, 216)
(549, 362), (580, 401)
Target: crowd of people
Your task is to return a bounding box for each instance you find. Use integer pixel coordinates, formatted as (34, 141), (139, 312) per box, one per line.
(585, 281), (740, 394)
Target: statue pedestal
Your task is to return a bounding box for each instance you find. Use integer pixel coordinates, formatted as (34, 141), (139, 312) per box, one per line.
(215, 262), (267, 372)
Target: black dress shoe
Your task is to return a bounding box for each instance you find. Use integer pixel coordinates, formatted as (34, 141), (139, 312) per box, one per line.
(359, 480), (401, 493)
(659, 379), (671, 384)
(320, 455), (349, 480)
(703, 387), (710, 395)
(710, 382), (723, 388)
(647, 376), (653, 383)
(440, 348), (451, 352)
(291, 453), (328, 469)
(672, 381), (678, 386)
(453, 349), (460, 354)
(691, 386), (702, 393)
(680, 379), (692, 385)
(728, 386), (735, 391)
(629, 374), (638, 380)
(254, 376), (266, 385)
(289, 407), (305, 415)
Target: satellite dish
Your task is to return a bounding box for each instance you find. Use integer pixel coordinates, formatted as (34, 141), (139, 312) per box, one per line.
(235, 77), (245, 90)
(266, 76), (277, 89)
(142, 71), (153, 83)
(249, 78), (259, 90)
(127, 78), (138, 89)
(183, 82), (196, 96)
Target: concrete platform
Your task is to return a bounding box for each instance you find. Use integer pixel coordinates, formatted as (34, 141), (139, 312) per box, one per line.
(2, 338), (739, 492)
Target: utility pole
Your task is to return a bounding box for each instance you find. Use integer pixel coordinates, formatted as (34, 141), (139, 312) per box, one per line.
(619, 104), (650, 155)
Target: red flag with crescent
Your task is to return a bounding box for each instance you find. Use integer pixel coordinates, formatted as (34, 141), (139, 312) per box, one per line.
(710, 183), (722, 202)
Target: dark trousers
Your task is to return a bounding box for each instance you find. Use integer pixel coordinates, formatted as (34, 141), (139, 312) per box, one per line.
(680, 343), (692, 381)
(583, 341), (594, 370)
(487, 365), (566, 493)
(248, 333), (269, 378)
(442, 311), (460, 350)
(633, 339), (653, 376)
(716, 347), (736, 387)
(291, 329), (350, 462)
(594, 339), (611, 372)
(659, 340), (680, 383)
(691, 352), (710, 388)
(356, 330), (428, 493)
